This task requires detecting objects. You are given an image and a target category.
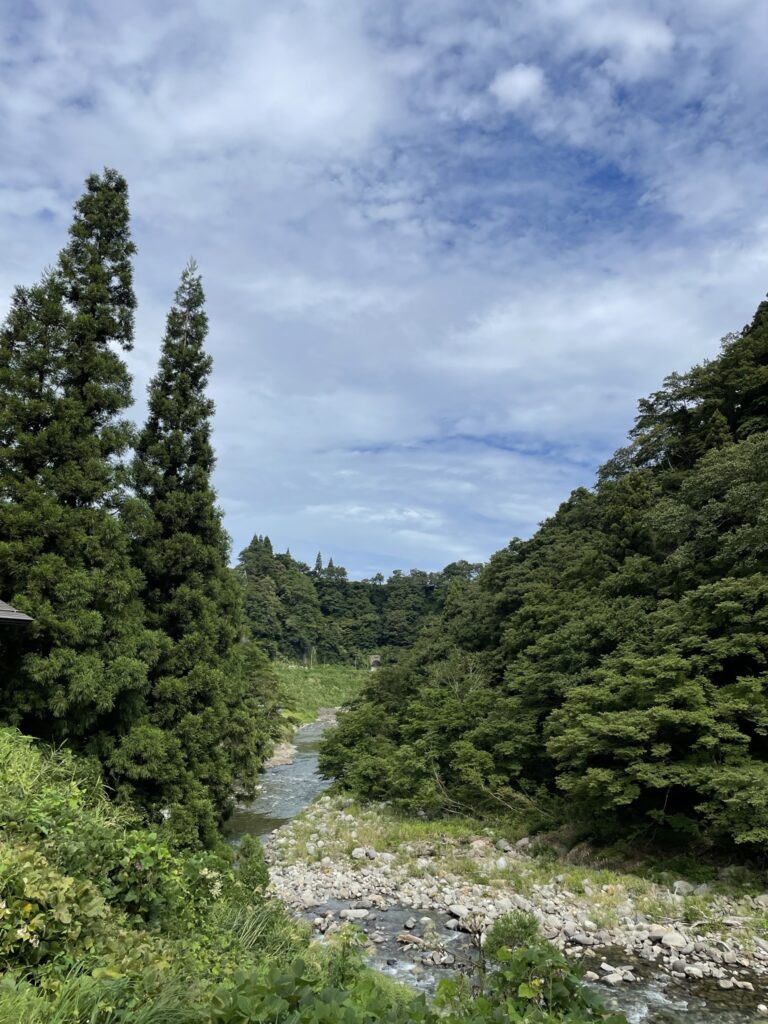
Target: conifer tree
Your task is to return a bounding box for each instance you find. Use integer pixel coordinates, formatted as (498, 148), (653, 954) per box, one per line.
(0, 170), (154, 753)
(117, 263), (267, 845)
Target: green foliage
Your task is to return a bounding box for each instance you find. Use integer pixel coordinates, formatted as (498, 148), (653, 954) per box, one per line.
(0, 728), (619, 1024)
(118, 263), (280, 845)
(235, 835), (270, 896)
(238, 538), (482, 666)
(483, 912), (542, 961)
(437, 941), (625, 1023)
(323, 292), (768, 854)
(274, 663), (367, 724)
(0, 169), (156, 759)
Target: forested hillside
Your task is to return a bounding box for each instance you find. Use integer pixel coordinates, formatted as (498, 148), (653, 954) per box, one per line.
(237, 536), (481, 664)
(321, 298), (768, 854)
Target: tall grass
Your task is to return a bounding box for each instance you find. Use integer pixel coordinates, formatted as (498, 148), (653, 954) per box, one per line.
(274, 663), (366, 723)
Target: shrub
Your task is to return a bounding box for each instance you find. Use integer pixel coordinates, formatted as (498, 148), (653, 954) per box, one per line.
(483, 911), (541, 961)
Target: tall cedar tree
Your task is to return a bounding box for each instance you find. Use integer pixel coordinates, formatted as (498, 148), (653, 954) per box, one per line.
(117, 263), (267, 846)
(0, 171), (155, 758)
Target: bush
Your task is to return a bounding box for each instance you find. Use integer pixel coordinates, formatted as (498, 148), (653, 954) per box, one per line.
(235, 835), (270, 896)
(483, 911), (541, 961)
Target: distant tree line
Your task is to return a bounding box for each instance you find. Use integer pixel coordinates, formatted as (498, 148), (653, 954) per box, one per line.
(0, 170), (281, 846)
(321, 295), (768, 854)
(236, 536), (482, 665)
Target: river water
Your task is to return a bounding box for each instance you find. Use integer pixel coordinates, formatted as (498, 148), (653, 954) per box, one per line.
(227, 717), (763, 1024)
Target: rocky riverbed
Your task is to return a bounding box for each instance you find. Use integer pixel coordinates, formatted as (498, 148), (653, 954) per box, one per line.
(266, 794), (768, 1014)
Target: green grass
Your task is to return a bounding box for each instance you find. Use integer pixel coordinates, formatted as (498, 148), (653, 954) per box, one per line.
(274, 663), (367, 724)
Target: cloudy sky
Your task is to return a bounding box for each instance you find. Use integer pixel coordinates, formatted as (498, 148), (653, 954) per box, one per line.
(2, 1), (767, 576)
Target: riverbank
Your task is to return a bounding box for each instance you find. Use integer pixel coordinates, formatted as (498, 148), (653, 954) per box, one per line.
(266, 795), (768, 1006)
(274, 662), (366, 725)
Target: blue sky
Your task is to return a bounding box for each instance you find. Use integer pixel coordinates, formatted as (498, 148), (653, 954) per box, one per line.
(2, 0), (768, 577)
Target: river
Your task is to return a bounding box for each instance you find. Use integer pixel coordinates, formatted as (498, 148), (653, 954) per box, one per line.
(226, 716), (764, 1024)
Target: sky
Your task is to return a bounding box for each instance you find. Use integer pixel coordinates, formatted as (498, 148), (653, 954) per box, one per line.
(2, 0), (768, 578)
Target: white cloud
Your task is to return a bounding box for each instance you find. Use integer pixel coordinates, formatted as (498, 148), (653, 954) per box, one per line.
(490, 64), (546, 110)
(2, 0), (768, 575)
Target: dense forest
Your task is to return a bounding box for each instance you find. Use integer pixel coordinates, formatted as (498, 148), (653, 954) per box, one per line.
(321, 299), (768, 854)
(237, 536), (481, 664)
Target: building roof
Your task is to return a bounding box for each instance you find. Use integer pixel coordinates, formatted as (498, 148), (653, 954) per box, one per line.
(0, 599), (33, 624)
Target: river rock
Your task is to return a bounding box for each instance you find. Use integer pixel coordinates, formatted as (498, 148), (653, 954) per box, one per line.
(351, 847), (367, 860)
(661, 931), (687, 949)
(449, 904), (469, 918)
(497, 839), (512, 852)
(602, 973), (624, 986)
(340, 908), (369, 920)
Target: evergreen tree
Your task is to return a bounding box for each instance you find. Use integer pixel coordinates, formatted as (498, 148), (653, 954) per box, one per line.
(117, 262), (270, 845)
(314, 552), (323, 574)
(0, 170), (155, 756)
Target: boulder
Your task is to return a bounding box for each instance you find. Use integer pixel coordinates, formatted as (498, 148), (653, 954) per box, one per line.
(449, 904), (470, 918)
(339, 908), (369, 920)
(672, 880), (695, 895)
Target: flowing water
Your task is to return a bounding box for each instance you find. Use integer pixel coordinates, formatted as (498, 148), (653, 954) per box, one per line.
(227, 717), (764, 1023)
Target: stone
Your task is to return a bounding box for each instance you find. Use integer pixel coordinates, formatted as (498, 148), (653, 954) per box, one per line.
(755, 894), (768, 910)
(404, 917), (417, 930)
(672, 880), (695, 895)
(718, 978), (734, 990)
(602, 973), (624, 986)
(339, 908), (369, 920)
(497, 839), (512, 853)
(449, 904), (470, 918)
(496, 857), (508, 870)
(756, 1004), (768, 1016)
(515, 837), (531, 849)
(661, 931), (687, 949)
(648, 926), (667, 941)
(734, 981), (754, 992)
(583, 971), (600, 983)
(351, 847), (367, 860)
(684, 965), (703, 979)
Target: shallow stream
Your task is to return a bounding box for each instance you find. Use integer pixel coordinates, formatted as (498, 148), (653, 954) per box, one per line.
(227, 717), (763, 1024)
